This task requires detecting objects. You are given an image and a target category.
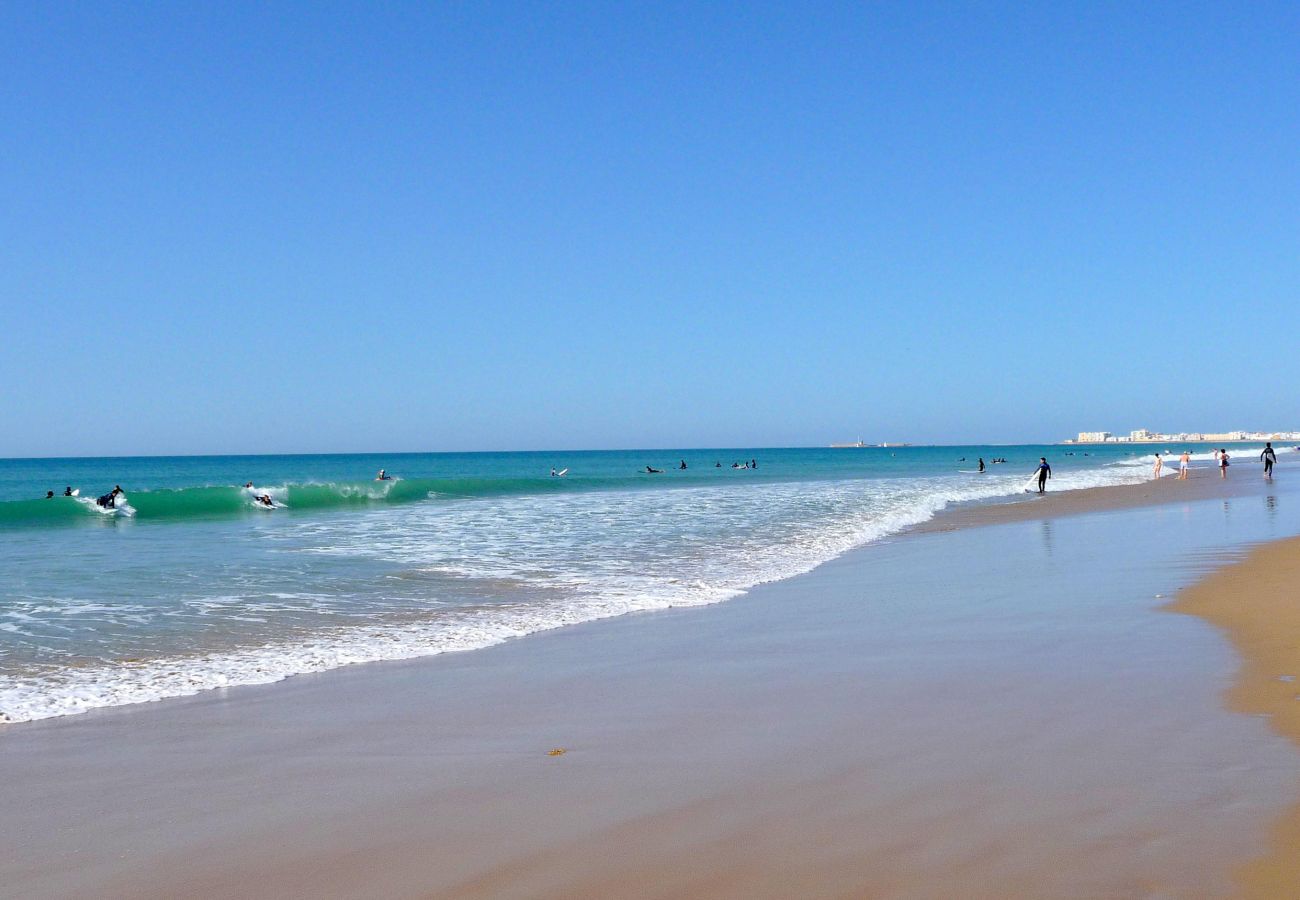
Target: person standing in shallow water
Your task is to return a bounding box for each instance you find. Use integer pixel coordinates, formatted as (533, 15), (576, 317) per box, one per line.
(1261, 442), (1277, 479)
(1178, 450), (1190, 480)
(1152, 454), (1163, 479)
(1035, 457), (1052, 494)
(1219, 449), (1230, 479)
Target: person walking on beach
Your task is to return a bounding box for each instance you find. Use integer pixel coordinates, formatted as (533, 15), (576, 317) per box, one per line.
(1261, 442), (1277, 479)
(1035, 457), (1052, 494)
(1178, 450), (1190, 480)
(1152, 454), (1163, 479)
(1219, 449), (1230, 479)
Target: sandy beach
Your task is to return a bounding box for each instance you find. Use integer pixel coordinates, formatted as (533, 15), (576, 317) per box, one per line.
(3, 467), (1299, 899)
(1173, 533), (1300, 897)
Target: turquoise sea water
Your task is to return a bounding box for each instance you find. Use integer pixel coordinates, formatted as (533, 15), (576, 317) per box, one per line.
(0, 443), (1278, 723)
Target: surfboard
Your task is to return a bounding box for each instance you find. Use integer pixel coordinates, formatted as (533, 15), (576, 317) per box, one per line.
(958, 470), (986, 474)
(1024, 473), (1042, 493)
(556, 468), (568, 477)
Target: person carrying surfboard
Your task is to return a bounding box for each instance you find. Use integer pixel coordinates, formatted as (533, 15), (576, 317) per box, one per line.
(1035, 458), (1052, 494)
(1261, 442), (1277, 479)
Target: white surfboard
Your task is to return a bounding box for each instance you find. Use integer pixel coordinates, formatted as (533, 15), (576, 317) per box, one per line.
(556, 468), (568, 477)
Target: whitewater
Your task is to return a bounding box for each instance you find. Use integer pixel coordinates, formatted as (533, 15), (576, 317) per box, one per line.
(0, 445), (1282, 723)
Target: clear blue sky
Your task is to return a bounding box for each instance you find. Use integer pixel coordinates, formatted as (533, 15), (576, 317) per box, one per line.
(3, 2), (1297, 456)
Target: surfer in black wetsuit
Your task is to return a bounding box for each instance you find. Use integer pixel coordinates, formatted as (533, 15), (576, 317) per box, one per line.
(64, 486), (73, 496)
(1261, 442), (1277, 478)
(978, 458), (985, 473)
(679, 460), (687, 469)
(1035, 458), (1052, 494)
(646, 466), (662, 474)
(45, 490), (54, 499)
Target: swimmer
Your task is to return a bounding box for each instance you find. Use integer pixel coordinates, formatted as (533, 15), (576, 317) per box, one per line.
(550, 468), (557, 477)
(45, 490), (54, 499)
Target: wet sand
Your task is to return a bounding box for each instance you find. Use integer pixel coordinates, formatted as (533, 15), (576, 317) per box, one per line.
(1173, 533), (1300, 897)
(5, 476), (1300, 898)
(917, 463), (1275, 533)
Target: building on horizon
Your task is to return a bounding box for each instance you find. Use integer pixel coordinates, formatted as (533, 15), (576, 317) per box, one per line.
(1066, 428), (1300, 444)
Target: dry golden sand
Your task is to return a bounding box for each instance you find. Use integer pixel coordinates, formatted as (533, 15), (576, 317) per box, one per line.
(1172, 535), (1300, 897)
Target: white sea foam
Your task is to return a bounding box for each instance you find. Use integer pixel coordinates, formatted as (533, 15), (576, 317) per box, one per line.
(0, 457), (1248, 724)
(74, 493), (135, 517)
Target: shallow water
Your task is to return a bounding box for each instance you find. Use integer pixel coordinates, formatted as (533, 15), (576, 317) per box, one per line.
(0, 443), (1280, 722)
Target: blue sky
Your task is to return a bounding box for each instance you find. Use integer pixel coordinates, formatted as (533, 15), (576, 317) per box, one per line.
(2, 2), (1297, 456)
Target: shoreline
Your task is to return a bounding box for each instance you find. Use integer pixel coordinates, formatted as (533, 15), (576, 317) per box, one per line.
(2, 460), (1279, 728)
(2, 471), (1298, 896)
(916, 464), (1278, 533)
(1172, 535), (1300, 896)
(3, 461), (1283, 729)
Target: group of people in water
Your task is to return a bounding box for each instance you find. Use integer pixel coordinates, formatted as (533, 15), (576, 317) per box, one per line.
(1151, 443), (1280, 481)
(960, 457), (1008, 473)
(643, 459), (757, 474)
(41, 485), (123, 507)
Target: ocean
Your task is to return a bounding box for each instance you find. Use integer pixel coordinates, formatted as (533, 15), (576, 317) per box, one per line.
(0, 443), (1277, 724)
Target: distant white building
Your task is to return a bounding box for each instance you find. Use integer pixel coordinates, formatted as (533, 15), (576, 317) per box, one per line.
(1077, 431), (1112, 443)
(1130, 429), (1152, 441)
